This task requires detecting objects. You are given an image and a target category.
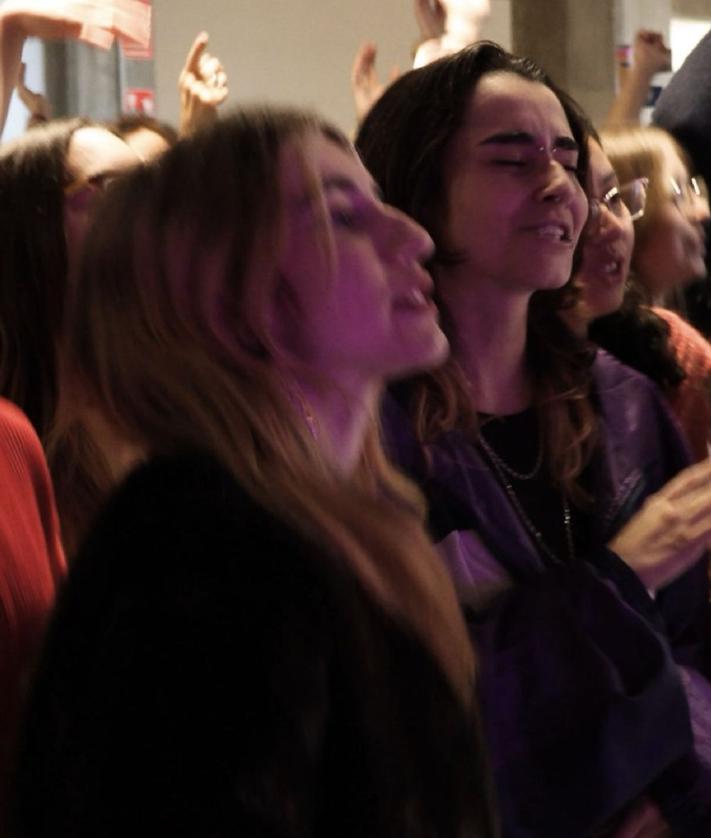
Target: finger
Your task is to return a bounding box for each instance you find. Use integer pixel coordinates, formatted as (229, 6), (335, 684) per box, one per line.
(198, 54), (221, 81)
(183, 31), (209, 76)
(351, 42), (377, 84)
(658, 458), (711, 503)
(18, 61), (27, 90)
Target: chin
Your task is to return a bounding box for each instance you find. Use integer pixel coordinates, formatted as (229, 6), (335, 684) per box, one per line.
(391, 331), (450, 379)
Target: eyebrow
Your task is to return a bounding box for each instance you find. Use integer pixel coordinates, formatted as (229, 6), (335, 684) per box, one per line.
(479, 131), (579, 152)
(322, 174), (382, 200)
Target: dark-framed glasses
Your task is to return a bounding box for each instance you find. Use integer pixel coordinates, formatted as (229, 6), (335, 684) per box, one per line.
(588, 177), (648, 227)
(670, 175), (708, 209)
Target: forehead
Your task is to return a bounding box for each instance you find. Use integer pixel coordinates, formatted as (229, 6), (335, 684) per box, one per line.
(66, 126), (140, 179)
(460, 71), (573, 141)
(657, 139), (687, 179)
(123, 127), (171, 162)
(279, 131), (374, 200)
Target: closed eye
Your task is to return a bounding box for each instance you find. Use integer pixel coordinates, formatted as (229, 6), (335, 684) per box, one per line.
(330, 208), (360, 229)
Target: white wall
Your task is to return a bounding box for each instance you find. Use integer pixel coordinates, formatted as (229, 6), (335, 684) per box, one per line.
(153, 0), (512, 133)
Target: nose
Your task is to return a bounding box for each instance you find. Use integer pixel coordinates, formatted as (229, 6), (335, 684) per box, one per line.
(691, 194), (711, 225)
(382, 205), (435, 265)
(535, 157), (584, 207)
(585, 203), (628, 243)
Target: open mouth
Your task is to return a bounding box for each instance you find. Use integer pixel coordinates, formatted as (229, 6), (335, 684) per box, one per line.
(532, 223), (573, 243)
(394, 288), (435, 311)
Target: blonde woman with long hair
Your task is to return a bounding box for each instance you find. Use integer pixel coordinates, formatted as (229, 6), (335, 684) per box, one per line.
(13, 108), (495, 838)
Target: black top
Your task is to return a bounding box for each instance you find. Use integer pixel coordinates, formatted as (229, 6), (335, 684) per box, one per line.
(13, 451), (495, 838)
(478, 408), (593, 565)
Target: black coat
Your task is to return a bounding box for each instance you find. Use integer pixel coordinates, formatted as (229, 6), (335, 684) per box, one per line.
(14, 451), (495, 838)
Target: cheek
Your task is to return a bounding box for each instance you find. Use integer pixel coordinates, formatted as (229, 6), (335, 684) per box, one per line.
(570, 184), (590, 242)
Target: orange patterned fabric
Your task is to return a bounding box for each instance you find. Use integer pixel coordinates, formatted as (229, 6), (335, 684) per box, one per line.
(0, 399), (65, 828)
(653, 307), (711, 462)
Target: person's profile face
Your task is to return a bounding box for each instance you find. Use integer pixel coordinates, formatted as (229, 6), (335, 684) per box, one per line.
(634, 143), (709, 296)
(272, 131), (448, 387)
(572, 139), (635, 325)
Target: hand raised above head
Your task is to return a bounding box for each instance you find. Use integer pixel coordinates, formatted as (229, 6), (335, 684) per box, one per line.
(351, 41), (399, 122)
(178, 31), (228, 137)
(632, 29), (672, 77)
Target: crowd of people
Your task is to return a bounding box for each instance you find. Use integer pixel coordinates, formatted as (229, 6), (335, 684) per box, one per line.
(1, 1), (711, 836)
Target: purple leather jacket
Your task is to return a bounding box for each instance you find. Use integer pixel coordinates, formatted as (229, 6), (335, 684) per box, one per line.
(382, 350), (711, 837)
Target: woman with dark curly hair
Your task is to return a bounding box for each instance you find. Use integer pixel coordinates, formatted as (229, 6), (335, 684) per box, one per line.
(358, 41), (711, 836)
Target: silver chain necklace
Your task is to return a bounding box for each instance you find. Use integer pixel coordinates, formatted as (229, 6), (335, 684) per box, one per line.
(478, 426), (544, 481)
(477, 434), (575, 565)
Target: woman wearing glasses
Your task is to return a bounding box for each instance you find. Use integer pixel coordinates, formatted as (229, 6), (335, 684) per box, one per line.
(358, 42), (711, 835)
(571, 125), (711, 461)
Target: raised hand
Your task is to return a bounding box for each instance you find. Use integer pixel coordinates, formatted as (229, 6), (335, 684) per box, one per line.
(633, 29), (672, 78)
(16, 60), (51, 121)
(413, 0), (446, 40)
(351, 41), (399, 122)
(178, 31), (228, 137)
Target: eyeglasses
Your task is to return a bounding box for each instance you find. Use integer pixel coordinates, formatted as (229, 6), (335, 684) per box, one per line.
(670, 175), (708, 209)
(587, 177), (648, 227)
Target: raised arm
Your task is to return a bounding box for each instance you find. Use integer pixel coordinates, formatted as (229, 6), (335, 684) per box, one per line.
(605, 30), (671, 129)
(0, 0), (150, 136)
(177, 31), (228, 137)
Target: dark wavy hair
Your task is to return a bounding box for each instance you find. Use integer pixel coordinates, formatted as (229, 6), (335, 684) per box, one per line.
(0, 117), (89, 439)
(356, 42), (597, 501)
(588, 292), (686, 394)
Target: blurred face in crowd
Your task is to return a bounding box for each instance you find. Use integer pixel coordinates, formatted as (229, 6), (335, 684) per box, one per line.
(439, 71), (588, 300)
(570, 139), (635, 328)
(63, 127), (139, 270)
(633, 141), (709, 299)
(274, 131), (447, 389)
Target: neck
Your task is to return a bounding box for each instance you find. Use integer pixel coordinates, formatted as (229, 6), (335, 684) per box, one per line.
(441, 277), (533, 415)
(558, 305), (589, 339)
(290, 373), (380, 475)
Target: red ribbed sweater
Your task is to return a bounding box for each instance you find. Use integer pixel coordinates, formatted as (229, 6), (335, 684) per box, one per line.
(653, 307), (711, 462)
(0, 399), (65, 827)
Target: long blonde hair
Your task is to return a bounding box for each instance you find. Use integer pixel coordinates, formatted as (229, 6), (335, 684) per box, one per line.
(57, 107), (475, 705)
(601, 125), (694, 296)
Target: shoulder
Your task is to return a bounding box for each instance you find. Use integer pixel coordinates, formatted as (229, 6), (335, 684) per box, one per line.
(652, 307), (711, 376)
(592, 349), (691, 470)
(592, 347), (661, 399)
(0, 397), (47, 475)
(77, 450), (330, 597)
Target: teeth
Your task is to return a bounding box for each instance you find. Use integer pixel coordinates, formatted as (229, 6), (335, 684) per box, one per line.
(536, 225), (565, 240)
(604, 261), (618, 273)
